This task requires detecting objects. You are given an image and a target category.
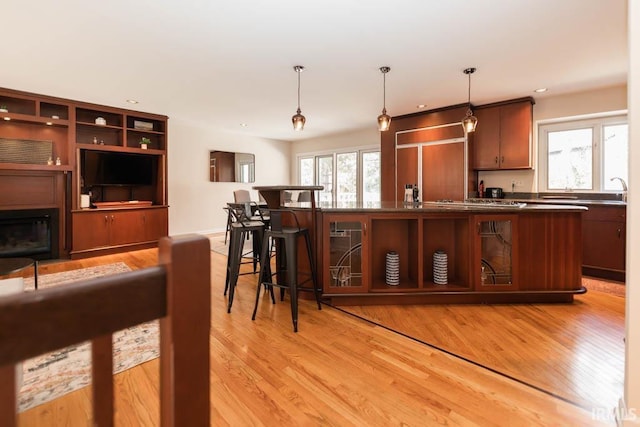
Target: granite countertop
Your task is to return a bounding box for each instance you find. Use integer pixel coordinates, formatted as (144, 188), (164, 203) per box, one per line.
(502, 196), (626, 207)
(318, 201), (588, 213)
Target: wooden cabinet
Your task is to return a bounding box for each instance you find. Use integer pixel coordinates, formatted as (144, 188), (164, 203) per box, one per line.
(473, 215), (518, 291)
(582, 205), (626, 281)
(323, 215), (368, 294)
(71, 207), (168, 256)
(1, 87), (169, 260)
(473, 98), (533, 170)
(319, 207), (583, 305)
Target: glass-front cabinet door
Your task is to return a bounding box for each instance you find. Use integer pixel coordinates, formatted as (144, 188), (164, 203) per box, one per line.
(474, 214), (518, 291)
(323, 215), (368, 293)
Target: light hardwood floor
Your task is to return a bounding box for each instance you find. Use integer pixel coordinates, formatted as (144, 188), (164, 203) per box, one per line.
(16, 245), (621, 426)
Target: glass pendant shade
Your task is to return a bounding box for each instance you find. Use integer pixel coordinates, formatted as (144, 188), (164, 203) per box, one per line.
(292, 108), (306, 131)
(377, 109), (391, 131)
(462, 109), (478, 133)
(461, 67), (478, 133)
(377, 66), (391, 131)
(292, 65), (305, 131)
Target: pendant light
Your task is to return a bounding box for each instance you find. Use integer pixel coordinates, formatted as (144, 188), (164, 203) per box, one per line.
(292, 65), (306, 131)
(461, 67), (478, 133)
(377, 66), (391, 131)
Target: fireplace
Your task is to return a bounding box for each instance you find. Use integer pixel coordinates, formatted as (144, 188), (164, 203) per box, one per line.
(0, 209), (59, 260)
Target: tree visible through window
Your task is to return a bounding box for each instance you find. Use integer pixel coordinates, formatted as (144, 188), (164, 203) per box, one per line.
(297, 149), (380, 203)
(540, 115), (627, 193)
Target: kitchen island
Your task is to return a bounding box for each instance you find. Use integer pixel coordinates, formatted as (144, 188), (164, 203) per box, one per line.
(317, 201), (587, 305)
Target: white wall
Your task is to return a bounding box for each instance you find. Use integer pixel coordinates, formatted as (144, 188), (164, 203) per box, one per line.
(624, 1), (639, 424)
(478, 84), (628, 193)
(168, 118), (291, 235)
(289, 127), (380, 183)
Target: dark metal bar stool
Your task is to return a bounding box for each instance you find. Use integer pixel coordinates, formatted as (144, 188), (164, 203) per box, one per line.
(224, 204), (266, 313)
(251, 209), (321, 332)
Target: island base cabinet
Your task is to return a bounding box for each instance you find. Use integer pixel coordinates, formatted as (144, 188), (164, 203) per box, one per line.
(71, 207), (168, 258)
(474, 215), (517, 291)
(319, 208), (584, 305)
(323, 216), (368, 294)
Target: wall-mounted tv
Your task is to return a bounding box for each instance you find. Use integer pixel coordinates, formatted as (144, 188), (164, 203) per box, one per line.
(81, 150), (155, 187)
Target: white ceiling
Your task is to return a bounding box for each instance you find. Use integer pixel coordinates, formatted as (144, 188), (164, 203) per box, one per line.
(3, 0), (628, 142)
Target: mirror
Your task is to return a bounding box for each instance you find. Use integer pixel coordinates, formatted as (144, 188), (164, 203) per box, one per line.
(209, 150), (255, 183)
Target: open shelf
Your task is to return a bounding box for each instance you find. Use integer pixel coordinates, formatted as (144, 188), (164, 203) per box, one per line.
(422, 216), (471, 290)
(370, 217), (419, 290)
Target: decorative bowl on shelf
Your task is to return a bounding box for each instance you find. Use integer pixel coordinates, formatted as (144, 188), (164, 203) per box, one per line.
(95, 117), (106, 126)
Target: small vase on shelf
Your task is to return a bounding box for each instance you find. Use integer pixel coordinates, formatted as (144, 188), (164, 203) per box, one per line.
(140, 137), (150, 150)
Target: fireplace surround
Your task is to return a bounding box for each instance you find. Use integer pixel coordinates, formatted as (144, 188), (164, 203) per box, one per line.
(0, 208), (59, 260)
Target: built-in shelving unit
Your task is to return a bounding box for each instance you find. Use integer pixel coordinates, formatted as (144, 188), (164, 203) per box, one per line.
(0, 86), (168, 259)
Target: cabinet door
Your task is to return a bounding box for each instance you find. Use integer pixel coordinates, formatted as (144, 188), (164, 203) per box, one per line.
(582, 205), (626, 273)
(499, 101), (532, 169)
(474, 215), (518, 291)
(422, 142), (465, 201)
(323, 215), (367, 293)
(142, 208), (169, 242)
(72, 212), (111, 251)
(109, 210), (145, 246)
(583, 220), (625, 271)
(472, 106), (501, 169)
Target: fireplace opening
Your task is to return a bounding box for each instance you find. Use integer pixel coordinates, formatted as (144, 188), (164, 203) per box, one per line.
(0, 209), (59, 260)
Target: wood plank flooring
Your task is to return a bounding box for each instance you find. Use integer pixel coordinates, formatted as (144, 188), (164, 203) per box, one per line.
(16, 245), (622, 426)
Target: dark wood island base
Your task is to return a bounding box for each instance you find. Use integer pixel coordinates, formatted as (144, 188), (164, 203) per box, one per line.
(317, 202), (587, 306)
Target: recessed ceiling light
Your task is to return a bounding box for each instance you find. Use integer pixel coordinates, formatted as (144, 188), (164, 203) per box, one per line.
(417, 104), (427, 109)
(126, 99), (139, 104)
(240, 123), (248, 127)
(534, 88), (548, 93)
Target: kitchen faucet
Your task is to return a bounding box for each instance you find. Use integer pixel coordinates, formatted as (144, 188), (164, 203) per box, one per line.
(610, 177), (627, 202)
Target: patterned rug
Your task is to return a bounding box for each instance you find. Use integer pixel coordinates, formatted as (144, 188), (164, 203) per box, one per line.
(18, 263), (159, 412)
(209, 232), (254, 256)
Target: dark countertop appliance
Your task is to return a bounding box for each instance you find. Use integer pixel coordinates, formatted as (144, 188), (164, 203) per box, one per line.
(485, 187), (504, 199)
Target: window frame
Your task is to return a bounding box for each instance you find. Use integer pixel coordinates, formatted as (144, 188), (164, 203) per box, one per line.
(296, 145), (380, 203)
(537, 112), (628, 193)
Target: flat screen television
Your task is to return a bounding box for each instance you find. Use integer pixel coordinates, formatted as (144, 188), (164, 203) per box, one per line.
(82, 150), (155, 187)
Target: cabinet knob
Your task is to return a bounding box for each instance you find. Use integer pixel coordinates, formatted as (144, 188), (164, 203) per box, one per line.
(618, 228), (622, 238)
(495, 156), (498, 164)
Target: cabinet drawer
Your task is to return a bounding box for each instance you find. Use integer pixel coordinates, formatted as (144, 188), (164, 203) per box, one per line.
(583, 205), (626, 221)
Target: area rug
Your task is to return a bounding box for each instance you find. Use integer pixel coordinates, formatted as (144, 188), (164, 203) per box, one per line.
(582, 276), (625, 297)
(209, 232), (254, 256)
(18, 263), (159, 412)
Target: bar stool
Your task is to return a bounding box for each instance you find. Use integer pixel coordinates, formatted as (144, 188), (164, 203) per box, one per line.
(251, 209), (321, 332)
(224, 204), (266, 313)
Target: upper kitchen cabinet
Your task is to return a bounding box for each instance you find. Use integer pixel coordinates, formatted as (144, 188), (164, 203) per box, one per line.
(473, 98), (534, 170)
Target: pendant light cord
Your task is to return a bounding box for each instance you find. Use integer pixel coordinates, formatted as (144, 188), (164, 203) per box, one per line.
(383, 71), (387, 113)
(297, 68), (302, 113)
(467, 72), (471, 105)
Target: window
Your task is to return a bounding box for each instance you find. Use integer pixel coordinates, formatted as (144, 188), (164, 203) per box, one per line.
(297, 148), (380, 204)
(539, 114), (628, 193)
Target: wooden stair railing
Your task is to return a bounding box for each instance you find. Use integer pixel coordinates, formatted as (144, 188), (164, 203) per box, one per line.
(0, 234), (211, 427)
